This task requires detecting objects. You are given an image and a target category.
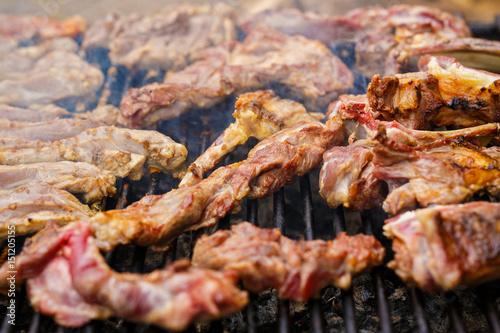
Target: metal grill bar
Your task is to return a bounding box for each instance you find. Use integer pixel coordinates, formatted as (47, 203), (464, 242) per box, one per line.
(246, 198), (259, 333)
(478, 285), (500, 333)
(299, 175), (326, 333)
(409, 288), (430, 333)
(446, 293), (466, 333)
(361, 211), (393, 333)
(273, 189), (292, 333)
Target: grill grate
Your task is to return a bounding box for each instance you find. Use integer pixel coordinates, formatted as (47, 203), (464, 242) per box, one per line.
(4, 19), (500, 332)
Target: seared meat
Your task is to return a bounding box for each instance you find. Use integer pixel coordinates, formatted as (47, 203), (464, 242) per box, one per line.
(0, 38), (79, 80)
(193, 222), (385, 301)
(0, 118), (104, 141)
(330, 93), (500, 145)
(0, 14), (86, 45)
(0, 162), (116, 203)
(0, 184), (93, 239)
(90, 117), (345, 251)
(320, 123), (500, 213)
(180, 90), (321, 186)
(241, 5), (471, 77)
(119, 25), (353, 128)
(0, 51), (104, 108)
(82, 3), (236, 72)
(374, 128), (500, 214)
(1, 222), (248, 330)
(368, 56), (500, 129)
(319, 140), (387, 211)
(0, 104), (71, 122)
(0, 126), (187, 180)
(384, 202), (500, 291)
(386, 35), (500, 75)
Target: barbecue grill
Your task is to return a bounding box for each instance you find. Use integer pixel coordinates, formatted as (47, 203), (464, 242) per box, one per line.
(2, 2), (500, 333)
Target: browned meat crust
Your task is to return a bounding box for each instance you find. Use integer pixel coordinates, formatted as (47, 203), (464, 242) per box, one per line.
(180, 90), (321, 186)
(384, 202), (500, 291)
(367, 56), (500, 129)
(90, 117), (345, 251)
(193, 222), (385, 302)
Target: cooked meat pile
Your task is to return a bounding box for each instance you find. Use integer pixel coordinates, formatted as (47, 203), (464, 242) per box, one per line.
(82, 3), (237, 72)
(119, 25), (353, 128)
(384, 202), (500, 291)
(0, 184), (94, 239)
(193, 222), (385, 302)
(90, 116), (345, 251)
(0, 222), (248, 330)
(180, 90), (322, 186)
(241, 5), (473, 76)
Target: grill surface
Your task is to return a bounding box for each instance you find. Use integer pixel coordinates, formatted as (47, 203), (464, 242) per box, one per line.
(2, 13), (500, 333)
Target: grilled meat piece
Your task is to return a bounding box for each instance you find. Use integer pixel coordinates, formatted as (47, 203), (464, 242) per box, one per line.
(0, 126), (187, 180)
(0, 184), (93, 240)
(0, 37), (79, 80)
(319, 140), (387, 211)
(90, 117), (345, 251)
(180, 90), (321, 186)
(0, 13), (86, 45)
(241, 5), (470, 77)
(368, 56), (500, 129)
(119, 25), (353, 128)
(82, 3), (236, 72)
(0, 118), (104, 141)
(2, 222), (248, 330)
(0, 162), (116, 203)
(330, 93), (500, 145)
(193, 222), (384, 301)
(320, 123), (500, 213)
(0, 104), (71, 122)
(0, 50), (104, 108)
(384, 202), (500, 291)
(387, 35), (500, 75)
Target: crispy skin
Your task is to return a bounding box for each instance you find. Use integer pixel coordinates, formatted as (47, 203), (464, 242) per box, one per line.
(0, 14), (86, 44)
(119, 26), (353, 128)
(0, 162), (116, 203)
(0, 126), (187, 180)
(0, 184), (94, 240)
(0, 51), (104, 108)
(384, 202), (500, 291)
(193, 222), (385, 301)
(241, 5), (470, 77)
(373, 129), (500, 214)
(90, 118), (345, 251)
(1, 222), (248, 330)
(180, 90), (320, 186)
(82, 3), (236, 71)
(368, 56), (500, 129)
